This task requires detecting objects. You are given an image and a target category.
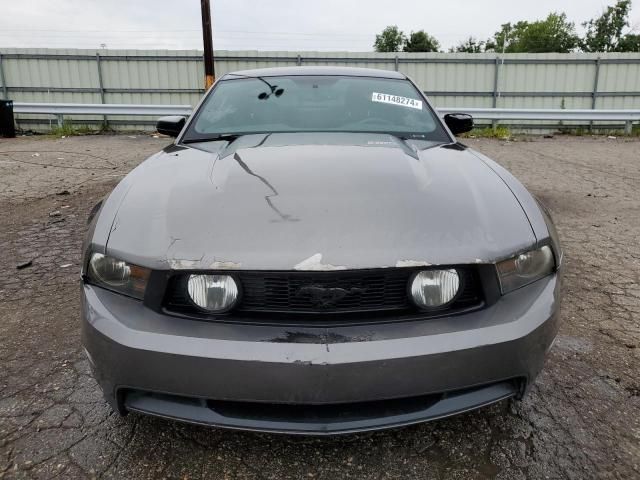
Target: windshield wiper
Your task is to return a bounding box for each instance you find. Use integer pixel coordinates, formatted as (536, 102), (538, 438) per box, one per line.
(182, 133), (243, 144)
(225, 73), (284, 99)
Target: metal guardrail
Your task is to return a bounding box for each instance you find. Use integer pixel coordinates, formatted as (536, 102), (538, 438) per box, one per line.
(12, 102), (640, 133)
(13, 102), (192, 121)
(437, 107), (640, 121)
(13, 102), (192, 128)
(438, 107), (640, 134)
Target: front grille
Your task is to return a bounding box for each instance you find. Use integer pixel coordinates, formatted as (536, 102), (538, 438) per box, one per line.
(239, 269), (412, 313)
(163, 267), (484, 321)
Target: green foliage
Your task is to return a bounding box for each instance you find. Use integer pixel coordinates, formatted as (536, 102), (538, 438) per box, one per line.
(491, 13), (579, 53)
(488, 1), (638, 53)
(374, 26), (405, 52)
(50, 122), (98, 137)
(463, 125), (512, 139)
(616, 33), (640, 51)
(491, 22), (523, 52)
(374, 3), (639, 54)
(404, 30), (440, 52)
(452, 37), (487, 53)
(581, 0), (635, 52)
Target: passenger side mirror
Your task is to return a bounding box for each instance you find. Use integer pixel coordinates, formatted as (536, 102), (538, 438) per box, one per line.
(156, 116), (186, 137)
(444, 113), (474, 135)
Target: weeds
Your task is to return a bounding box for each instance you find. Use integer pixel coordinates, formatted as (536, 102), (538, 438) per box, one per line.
(463, 124), (639, 138)
(463, 125), (512, 140)
(49, 122), (101, 137)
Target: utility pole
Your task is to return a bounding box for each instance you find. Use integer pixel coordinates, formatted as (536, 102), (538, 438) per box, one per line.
(201, 0), (215, 89)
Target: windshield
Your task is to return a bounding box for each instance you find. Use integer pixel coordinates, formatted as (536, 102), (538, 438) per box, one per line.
(183, 75), (450, 142)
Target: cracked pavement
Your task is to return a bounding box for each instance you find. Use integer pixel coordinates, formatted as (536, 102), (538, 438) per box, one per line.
(1, 134), (639, 479)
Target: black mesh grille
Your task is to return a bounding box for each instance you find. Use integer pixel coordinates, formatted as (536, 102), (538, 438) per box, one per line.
(238, 269), (412, 312)
(163, 267), (483, 321)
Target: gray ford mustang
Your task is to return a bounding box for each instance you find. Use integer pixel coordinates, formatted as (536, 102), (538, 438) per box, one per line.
(81, 66), (562, 435)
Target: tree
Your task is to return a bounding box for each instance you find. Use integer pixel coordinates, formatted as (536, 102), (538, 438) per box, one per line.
(582, 0), (637, 52)
(491, 22), (521, 52)
(616, 33), (640, 51)
(374, 26), (405, 52)
(404, 30), (440, 52)
(490, 13), (579, 53)
(452, 37), (486, 53)
(520, 13), (579, 52)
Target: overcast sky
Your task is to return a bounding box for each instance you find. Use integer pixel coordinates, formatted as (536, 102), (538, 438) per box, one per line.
(0, 0), (639, 52)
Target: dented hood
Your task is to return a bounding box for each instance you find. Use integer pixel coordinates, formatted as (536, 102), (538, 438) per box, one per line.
(103, 133), (536, 270)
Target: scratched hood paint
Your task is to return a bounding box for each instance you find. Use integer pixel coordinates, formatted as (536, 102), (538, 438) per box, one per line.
(103, 133), (537, 270)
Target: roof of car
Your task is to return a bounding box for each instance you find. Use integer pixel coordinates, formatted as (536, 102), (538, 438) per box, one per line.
(222, 66), (407, 80)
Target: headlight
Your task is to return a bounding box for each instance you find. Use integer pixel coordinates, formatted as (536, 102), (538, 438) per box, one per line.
(187, 274), (239, 312)
(410, 269), (460, 309)
(496, 245), (555, 294)
(86, 252), (150, 300)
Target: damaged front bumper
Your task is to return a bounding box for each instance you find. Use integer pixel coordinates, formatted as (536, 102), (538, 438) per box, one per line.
(81, 273), (561, 435)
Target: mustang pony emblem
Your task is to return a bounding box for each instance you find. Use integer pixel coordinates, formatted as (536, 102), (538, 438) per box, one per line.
(297, 285), (367, 308)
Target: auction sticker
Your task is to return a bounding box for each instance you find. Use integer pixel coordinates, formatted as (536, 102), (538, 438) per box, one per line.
(371, 92), (422, 110)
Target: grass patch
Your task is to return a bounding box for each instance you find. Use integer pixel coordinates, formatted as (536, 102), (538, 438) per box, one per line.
(462, 125), (512, 140)
(49, 122), (101, 137)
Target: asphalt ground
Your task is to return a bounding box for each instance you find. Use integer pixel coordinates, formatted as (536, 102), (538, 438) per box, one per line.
(0, 134), (639, 479)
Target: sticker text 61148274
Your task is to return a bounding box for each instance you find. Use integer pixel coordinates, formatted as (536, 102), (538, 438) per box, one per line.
(371, 92), (423, 110)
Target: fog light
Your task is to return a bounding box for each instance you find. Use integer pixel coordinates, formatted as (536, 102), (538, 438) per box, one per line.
(187, 274), (239, 312)
(410, 269), (460, 309)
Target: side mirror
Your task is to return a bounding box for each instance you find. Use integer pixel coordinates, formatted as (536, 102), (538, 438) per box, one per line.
(156, 116), (186, 137)
(444, 113), (473, 135)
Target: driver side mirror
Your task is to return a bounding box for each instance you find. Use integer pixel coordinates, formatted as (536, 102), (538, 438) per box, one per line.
(156, 116), (186, 137)
(444, 113), (473, 135)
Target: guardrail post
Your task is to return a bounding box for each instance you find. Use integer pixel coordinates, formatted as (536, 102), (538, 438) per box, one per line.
(625, 120), (633, 135)
(590, 57), (601, 132)
(0, 53), (8, 100)
(56, 114), (64, 128)
(296, 55), (302, 66)
(95, 53), (108, 129)
(394, 55), (399, 72)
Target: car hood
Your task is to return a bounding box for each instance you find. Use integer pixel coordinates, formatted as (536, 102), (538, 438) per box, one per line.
(103, 133), (537, 270)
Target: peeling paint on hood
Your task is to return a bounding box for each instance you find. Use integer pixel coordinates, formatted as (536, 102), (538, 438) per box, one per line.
(210, 260), (242, 269)
(167, 258), (204, 270)
(395, 260), (432, 268)
(294, 253), (347, 271)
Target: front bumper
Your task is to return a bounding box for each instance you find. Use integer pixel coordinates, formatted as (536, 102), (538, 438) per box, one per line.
(82, 273), (561, 435)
